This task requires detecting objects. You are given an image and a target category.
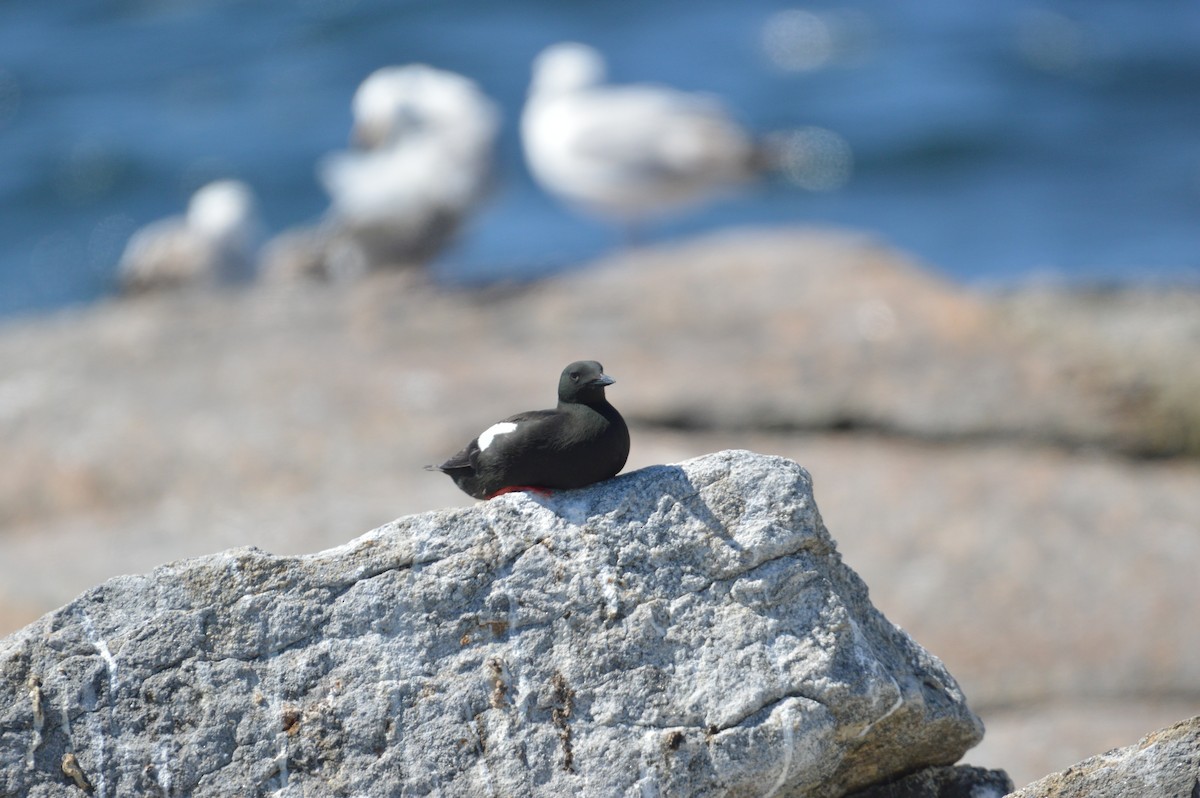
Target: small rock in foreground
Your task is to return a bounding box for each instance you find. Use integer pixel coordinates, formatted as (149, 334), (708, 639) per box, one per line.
(0, 450), (987, 797)
(1009, 715), (1200, 798)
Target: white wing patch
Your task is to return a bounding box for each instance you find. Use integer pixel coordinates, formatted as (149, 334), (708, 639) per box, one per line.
(477, 421), (518, 452)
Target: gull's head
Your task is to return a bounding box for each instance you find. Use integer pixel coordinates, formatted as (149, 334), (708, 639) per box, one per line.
(529, 42), (606, 98)
(351, 64), (498, 151)
(186, 179), (260, 246)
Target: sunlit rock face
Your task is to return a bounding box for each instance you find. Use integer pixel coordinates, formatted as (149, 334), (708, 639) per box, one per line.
(0, 450), (988, 797)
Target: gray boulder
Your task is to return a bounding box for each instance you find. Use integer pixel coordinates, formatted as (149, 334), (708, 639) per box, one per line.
(0, 450), (985, 797)
(1010, 715), (1200, 798)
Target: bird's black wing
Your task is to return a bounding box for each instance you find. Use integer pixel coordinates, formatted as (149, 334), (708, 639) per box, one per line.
(494, 409), (564, 449)
(435, 409), (559, 473)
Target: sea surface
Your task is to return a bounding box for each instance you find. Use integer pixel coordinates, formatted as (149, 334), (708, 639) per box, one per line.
(2, 0), (1199, 318)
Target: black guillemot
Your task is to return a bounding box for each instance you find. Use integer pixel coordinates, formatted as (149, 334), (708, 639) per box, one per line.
(429, 360), (630, 499)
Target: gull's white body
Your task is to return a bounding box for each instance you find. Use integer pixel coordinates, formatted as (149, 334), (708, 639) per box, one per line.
(521, 42), (757, 221)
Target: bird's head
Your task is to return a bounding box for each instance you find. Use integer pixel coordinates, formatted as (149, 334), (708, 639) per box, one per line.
(558, 360), (614, 404)
(530, 42), (606, 98)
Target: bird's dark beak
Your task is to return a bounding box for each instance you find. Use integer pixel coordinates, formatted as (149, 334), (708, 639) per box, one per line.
(592, 373), (615, 387)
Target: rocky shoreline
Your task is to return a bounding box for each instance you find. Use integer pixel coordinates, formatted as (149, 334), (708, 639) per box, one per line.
(2, 225), (1198, 789)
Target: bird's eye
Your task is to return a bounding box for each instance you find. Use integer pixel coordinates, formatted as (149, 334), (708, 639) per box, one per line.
(570, 372), (580, 381)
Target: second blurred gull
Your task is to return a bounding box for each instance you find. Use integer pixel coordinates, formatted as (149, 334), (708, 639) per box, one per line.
(264, 64), (499, 281)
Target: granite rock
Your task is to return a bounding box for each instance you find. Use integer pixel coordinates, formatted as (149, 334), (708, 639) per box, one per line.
(1009, 715), (1200, 798)
(0, 450), (984, 798)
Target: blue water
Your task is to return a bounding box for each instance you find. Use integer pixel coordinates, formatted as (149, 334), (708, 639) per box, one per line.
(2, 0), (1199, 317)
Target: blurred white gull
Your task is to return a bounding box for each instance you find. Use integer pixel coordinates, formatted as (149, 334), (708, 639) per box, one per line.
(117, 179), (263, 295)
(521, 42), (762, 225)
(265, 64), (499, 281)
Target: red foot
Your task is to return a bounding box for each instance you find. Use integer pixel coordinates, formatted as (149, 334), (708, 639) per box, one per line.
(485, 485), (555, 500)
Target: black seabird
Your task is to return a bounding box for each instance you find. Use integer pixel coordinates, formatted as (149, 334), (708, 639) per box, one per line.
(429, 360), (630, 499)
